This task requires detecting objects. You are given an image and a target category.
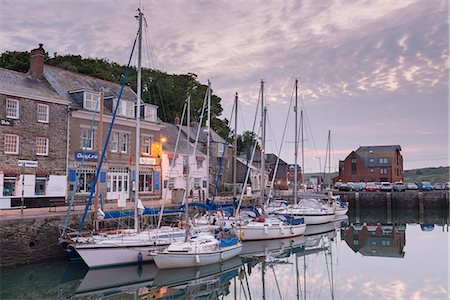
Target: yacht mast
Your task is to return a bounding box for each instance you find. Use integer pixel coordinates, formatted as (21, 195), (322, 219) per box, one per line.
(294, 79), (298, 204)
(260, 80), (265, 202)
(206, 80), (211, 200)
(301, 109), (304, 191)
(233, 92), (238, 197)
(184, 93), (191, 241)
(134, 9), (143, 232)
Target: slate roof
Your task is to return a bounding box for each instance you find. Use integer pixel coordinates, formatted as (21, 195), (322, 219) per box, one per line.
(161, 122), (206, 157)
(44, 65), (137, 107)
(179, 124), (228, 145)
(266, 153), (288, 178)
(354, 145), (401, 167)
(0, 67), (63, 101)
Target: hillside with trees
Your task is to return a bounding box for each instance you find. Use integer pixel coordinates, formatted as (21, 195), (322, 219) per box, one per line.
(403, 166), (449, 183)
(0, 50), (232, 139)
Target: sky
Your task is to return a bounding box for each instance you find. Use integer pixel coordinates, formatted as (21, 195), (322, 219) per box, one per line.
(1, 0), (448, 171)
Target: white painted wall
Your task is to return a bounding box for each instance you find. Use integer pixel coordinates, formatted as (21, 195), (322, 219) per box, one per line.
(47, 175), (67, 197)
(17, 175), (35, 197)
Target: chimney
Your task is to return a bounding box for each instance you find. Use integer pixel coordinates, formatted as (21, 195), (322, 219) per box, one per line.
(174, 116), (180, 125)
(29, 43), (46, 80)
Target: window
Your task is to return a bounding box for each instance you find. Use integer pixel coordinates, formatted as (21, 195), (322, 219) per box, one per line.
(141, 136), (152, 155)
(84, 92), (100, 111)
(379, 158), (388, 164)
(144, 105), (157, 122)
(3, 177), (16, 196)
(369, 158), (374, 163)
(76, 167), (96, 193)
(110, 132), (119, 152)
(6, 99), (19, 119)
(197, 159), (203, 169)
(370, 168), (374, 173)
(81, 128), (94, 150)
(217, 143), (224, 157)
(4, 134), (19, 154)
(37, 104), (49, 123)
(121, 133), (129, 153)
(380, 168), (387, 175)
(351, 158), (357, 174)
(168, 157), (175, 167)
(164, 177), (175, 189)
(114, 100), (134, 118)
(35, 177), (46, 195)
(139, 171), (153, 192)
(351, 158), (357, 163)
(36, 137), (49, 156)
(194, 178), (201, 189)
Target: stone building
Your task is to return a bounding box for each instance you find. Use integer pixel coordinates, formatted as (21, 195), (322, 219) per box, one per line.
(266, 153), (289, 190)
(337, 145), (404, 183)
(0, 45), (70, 208)
(41, 61), (163, 205)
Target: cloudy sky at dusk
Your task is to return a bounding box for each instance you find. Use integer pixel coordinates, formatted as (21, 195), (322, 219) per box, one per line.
(1, 0), (448, 171)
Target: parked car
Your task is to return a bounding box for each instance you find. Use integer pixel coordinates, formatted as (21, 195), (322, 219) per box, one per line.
(353, 182), (366, 191)
(347, 182), (355, 191)
(380, 182), (393, 192)
(365, 182), (379, 192)
(338, 182), (350, 191)
(445, 182), (450, 190)
(433, 183), (445, 190)
(405, 182), (419, 190)
(419, 182), (433, 191)
(393, 181), (406, 192)
(334, 182), (343, 189)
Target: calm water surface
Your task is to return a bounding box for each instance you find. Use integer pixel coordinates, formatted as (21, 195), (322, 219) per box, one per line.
(1, 209), (448, 300)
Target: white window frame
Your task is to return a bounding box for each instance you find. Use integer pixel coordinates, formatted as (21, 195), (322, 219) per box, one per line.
(4, 134), (19, 154)
(194, 178), (201, 189)
(35, 177), (47, 196)
(110, 132), (119, 153)
(114, 100), (135, 118)
(84, 92), (100, 111)
(144, 105), (157, 122)
(81, 128), (94, 150)
(6, 98), (19, 119)
(37, 104), (49, 123)
(141, 136), (152, 155)
(36, 137), (49, 156)
(121, 133), (129, 153)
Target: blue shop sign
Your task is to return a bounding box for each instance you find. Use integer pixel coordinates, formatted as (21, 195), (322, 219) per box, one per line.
(155, 171), (160, 191)
(75, 151), (99, 161)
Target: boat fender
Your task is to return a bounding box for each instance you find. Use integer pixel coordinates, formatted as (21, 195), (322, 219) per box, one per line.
(254, 217), (265, 222)
(240, 230), (245, 240)
(290, 227), (294, 235)
(220, 252), (224, 260)
(178, 221), (187, 229)
(195, 254), (200, 264)
(264, 226), (268, 235)
(138, 252), (143, 263)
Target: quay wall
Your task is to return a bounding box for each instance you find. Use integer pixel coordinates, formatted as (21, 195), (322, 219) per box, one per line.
(334, 191), (449, 210)
(0, 213), (94, 267)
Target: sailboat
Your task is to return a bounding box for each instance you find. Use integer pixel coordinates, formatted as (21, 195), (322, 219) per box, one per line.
(66, 9), (186, 268)
(232, 80), (306, 241)
(268, 79), (335, 225)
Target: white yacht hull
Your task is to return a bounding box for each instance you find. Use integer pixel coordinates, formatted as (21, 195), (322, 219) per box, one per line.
(233, 222), (306, 241)
(152, 244), (243, 269)
(276, 209), (335, 225)
(335, 207), (348, 216)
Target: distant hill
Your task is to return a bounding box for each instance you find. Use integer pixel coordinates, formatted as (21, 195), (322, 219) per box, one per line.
(403, 166), (449, 183)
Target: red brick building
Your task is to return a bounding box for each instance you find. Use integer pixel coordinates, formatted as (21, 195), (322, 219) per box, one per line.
(337, 145), (403, 183)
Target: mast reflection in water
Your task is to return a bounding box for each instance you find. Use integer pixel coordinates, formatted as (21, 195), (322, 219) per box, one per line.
(0, 208), (447, 300)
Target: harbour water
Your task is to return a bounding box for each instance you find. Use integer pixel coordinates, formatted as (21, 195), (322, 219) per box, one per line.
(1, 208), (448, 300)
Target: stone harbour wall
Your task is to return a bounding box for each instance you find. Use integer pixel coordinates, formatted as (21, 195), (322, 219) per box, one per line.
(0, 213), (93, 267)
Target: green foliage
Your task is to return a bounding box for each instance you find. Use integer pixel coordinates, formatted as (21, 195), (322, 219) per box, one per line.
(236, 131), (259, 157)
(404, 166), (449, 183)
(0, 50), (230, 139)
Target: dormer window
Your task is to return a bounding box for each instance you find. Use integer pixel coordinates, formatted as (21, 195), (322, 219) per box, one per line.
(84, 92), (100, 111)
(114, 100), (135, 118)
(144, 105), (157, 122)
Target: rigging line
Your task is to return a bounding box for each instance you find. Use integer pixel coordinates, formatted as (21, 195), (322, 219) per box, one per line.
(266, 111), (279, 155)
(156, 100), (188, 231)
(77, 30), (139, 235)
(270, 265), (283, 299)
(298, 82), (319, 158)
(267, 82), (295, 197)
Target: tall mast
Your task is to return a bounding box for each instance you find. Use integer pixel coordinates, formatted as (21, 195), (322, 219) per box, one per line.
(328, 130), (331, 188)
(134, 9), (143, 232)
(301, 109), (304, 191)
(184, 93), (191, 241)
(294, 79), (298, 204)
(260, 80), (265, 202)
(233, 92), (238, 197)
(94, 88), (104, 227)
(206, 80), (211, 200)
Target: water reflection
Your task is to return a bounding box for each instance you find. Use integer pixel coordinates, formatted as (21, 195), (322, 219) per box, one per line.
(0, 209), (447, 300)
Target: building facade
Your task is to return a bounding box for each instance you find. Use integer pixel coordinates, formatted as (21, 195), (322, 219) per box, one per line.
(337, 145), (404, 183)
(160, 123), (208, 203)
(0, 46), (69, 208)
